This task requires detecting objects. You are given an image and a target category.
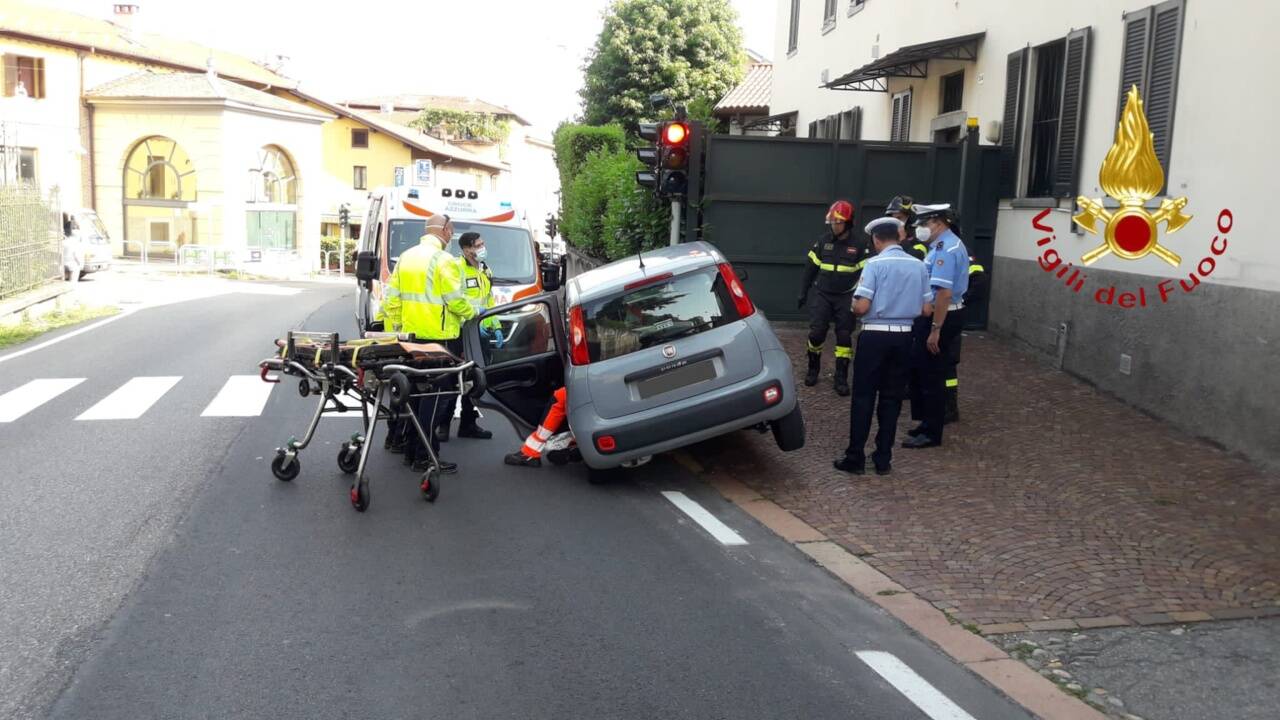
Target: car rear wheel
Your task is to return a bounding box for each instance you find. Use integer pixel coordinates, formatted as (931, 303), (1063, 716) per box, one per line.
(771, 404), (805, 452)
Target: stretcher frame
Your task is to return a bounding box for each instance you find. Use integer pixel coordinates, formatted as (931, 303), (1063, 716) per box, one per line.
(258, 330), (484, 512)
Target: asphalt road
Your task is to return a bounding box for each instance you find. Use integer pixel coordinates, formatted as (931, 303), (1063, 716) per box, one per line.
(1, 282), (1032, 719)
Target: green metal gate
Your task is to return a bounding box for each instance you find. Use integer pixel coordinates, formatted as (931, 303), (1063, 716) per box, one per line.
(686, 129), (1001, 326)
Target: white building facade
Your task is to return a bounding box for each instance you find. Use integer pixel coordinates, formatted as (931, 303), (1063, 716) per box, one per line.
(769, 0), (1280, 466)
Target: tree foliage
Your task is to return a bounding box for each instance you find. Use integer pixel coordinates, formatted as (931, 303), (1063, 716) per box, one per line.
(580, 0), (745, 134)
(409, 109), (511, 144)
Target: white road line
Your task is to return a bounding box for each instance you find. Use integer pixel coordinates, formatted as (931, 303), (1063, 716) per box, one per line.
(855, 651), (977, 720)
(661, 491), (748, 546)
(0, 378), (86, 422)
(202, 375), (276, 417)
(76, 376), (182, 420)
(0, 309), (136, 365)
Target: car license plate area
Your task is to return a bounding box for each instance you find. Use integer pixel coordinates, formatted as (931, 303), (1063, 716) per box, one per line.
(634, 359), (717, 400)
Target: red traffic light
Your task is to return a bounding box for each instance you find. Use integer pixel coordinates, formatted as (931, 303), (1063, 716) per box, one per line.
(662, 122), (689, 146)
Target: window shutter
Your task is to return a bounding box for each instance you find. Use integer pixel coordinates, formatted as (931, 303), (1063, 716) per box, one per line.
(1146, 0), (1184, 180)
(851, 107), (862, 140)
(1052, 27), (1090, 198)
(900, 89), (912, 141)
(1117, 7), (1153, 120)
(890, 96), (902, 141)
(808, 120), (818, 138)
(999, 48), (1028, 197)
(2, 55), (15, 97)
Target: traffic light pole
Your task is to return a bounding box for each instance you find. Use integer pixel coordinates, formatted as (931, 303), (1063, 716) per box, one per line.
(669, 199), (682, 246)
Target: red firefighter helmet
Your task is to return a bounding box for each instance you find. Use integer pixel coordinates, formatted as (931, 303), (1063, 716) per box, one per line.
(825, 200), (854, 224)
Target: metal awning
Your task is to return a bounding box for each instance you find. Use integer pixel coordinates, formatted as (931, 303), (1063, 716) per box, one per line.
(741, 111), (798, 133)
(824, 32), (985, 92)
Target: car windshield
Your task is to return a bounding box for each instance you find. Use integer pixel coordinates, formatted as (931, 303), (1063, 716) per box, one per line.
(86, 213), (109, 239)
(581, 267), (738, 363)
(388, 219), (535, 284)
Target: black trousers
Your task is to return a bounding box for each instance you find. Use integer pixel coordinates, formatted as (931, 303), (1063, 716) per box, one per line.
(845, 330), (913, 468)
(909, 308), (966, 442)
(404, 337), (464, 462)
(807, 290), (855, 358)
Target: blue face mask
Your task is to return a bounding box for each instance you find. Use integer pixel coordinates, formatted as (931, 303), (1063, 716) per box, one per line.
(475, 247), (488, 262)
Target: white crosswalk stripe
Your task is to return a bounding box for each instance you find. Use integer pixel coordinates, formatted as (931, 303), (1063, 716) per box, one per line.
(0, 378), (86, 423)
(76, 377), (182, 420)
(202, 375), (276, 417)
(855, 651), (977, 720)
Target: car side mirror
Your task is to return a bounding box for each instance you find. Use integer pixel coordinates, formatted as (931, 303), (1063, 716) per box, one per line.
(540, 261), (562, 292)
(355, 251), (378, 284)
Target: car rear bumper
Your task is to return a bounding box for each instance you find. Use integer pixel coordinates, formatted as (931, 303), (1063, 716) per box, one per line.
(569, 349), (797, 469)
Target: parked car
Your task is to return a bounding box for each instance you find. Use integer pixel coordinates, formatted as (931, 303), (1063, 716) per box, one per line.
(61, 208), (112, 279)
(462, 241), (804, 481)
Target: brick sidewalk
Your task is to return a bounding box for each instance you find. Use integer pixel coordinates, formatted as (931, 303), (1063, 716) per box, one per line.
(691, 324), (1280, 629)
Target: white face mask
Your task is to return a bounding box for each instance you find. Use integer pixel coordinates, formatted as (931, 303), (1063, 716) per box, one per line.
(915, 225), (932, 243)
(475, 247), (488, 262)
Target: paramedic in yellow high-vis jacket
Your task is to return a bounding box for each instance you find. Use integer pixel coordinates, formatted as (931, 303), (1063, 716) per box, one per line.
(382, 214), (473, 474)
(435, 230), (497, 443)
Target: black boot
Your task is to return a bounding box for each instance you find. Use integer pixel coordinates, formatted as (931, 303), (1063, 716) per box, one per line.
(804, 352), (820, 387)
(834, 358), (850, 397)
(944, 388), (960, 424)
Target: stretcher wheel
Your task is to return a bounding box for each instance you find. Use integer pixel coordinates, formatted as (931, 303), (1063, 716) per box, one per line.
(350, 478), (370, 512)
(271, 452), (300, 482)
(337, 444), (360, 475)
(387, 372), (411, 410)
(420, 469), (440, 503)
(298, 379), (311, 398)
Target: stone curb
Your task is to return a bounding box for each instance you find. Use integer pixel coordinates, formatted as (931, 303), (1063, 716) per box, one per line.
(976, 606), (1280, 636)
(679, 455), (1108, 720)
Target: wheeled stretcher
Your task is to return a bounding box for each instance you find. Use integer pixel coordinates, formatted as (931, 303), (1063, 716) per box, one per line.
(258, 330), (486, 512)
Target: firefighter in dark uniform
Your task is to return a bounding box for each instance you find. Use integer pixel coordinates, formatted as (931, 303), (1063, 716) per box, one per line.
(942, 254), (988, 422)
(887, 195), (931, 261)
(797, 200), (867, 396)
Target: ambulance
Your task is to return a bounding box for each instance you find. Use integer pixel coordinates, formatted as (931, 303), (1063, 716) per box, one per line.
(354, 186), (560, 334)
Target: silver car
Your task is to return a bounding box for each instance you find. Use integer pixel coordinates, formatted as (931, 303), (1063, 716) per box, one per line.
(463, 241), (804, 480)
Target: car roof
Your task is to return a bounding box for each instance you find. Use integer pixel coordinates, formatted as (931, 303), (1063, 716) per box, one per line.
(568, 242), (725, 306)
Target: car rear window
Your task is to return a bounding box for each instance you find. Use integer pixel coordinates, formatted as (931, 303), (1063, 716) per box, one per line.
(582, 267), (739, 363)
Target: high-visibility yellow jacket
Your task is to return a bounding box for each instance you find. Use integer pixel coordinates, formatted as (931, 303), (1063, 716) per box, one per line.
(382, 235), (475, 340)
(459, 258), (500, 330)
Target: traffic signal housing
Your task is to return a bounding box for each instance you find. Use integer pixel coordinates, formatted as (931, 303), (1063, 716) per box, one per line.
(635, 122), (660, 191)
(338, 204), (350, 226)
(659, 120), (690, 197)
(634, 121), (691, 198)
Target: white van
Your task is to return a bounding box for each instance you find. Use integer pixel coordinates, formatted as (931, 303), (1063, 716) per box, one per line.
(353, 186), (562, 333)
(61, 208), (112, 279)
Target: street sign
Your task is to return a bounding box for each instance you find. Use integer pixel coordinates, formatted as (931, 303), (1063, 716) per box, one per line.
(412, 159), (433, 187)
(394, 166), (405, 187)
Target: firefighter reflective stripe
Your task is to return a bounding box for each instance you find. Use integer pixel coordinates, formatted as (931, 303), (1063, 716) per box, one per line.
(969, 264), (985, 274)
(834, 264), (859, 273)
(808, 251), (822, 266)
(807, 341), (823, 353)
(912, 243), (928, 256)
(835, 345), (853, 359)
(946, 378), (959, 388)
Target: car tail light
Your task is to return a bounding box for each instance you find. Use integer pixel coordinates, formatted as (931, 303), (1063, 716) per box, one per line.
(568, 305), (590, 366)
(763, 385), (781, 406)
(717, 263), (755, 318)
(596, 435), (617, 453)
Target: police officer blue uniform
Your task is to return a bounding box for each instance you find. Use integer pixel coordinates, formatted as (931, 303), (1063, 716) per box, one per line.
(904, 204), (970, 449)
(834, 216), (933, 476)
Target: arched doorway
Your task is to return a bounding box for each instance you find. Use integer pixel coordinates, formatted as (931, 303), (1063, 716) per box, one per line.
(122, 136), (198, 260)
(246, 145), (298, 252)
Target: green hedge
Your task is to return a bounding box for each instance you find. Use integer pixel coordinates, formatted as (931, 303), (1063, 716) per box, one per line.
(554, 123), (671, 262)
(553, 123), (627, 185)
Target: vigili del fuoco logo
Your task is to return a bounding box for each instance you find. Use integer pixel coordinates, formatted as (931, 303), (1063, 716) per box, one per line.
(1030, 85), (1234, 308)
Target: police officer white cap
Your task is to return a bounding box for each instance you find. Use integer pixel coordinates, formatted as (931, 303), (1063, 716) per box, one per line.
(913, 203), (952, 222)
(864, 216), (903, 235)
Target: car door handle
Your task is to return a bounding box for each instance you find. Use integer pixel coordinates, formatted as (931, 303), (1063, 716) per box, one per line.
(490, 365), (538, 392)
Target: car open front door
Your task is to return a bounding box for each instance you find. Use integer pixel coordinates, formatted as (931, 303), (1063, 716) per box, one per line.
(462, 292), (566, 431)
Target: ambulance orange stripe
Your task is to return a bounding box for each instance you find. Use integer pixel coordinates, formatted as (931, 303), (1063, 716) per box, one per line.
(479, 210), (516, 223)
(402, 201), (435, 217)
